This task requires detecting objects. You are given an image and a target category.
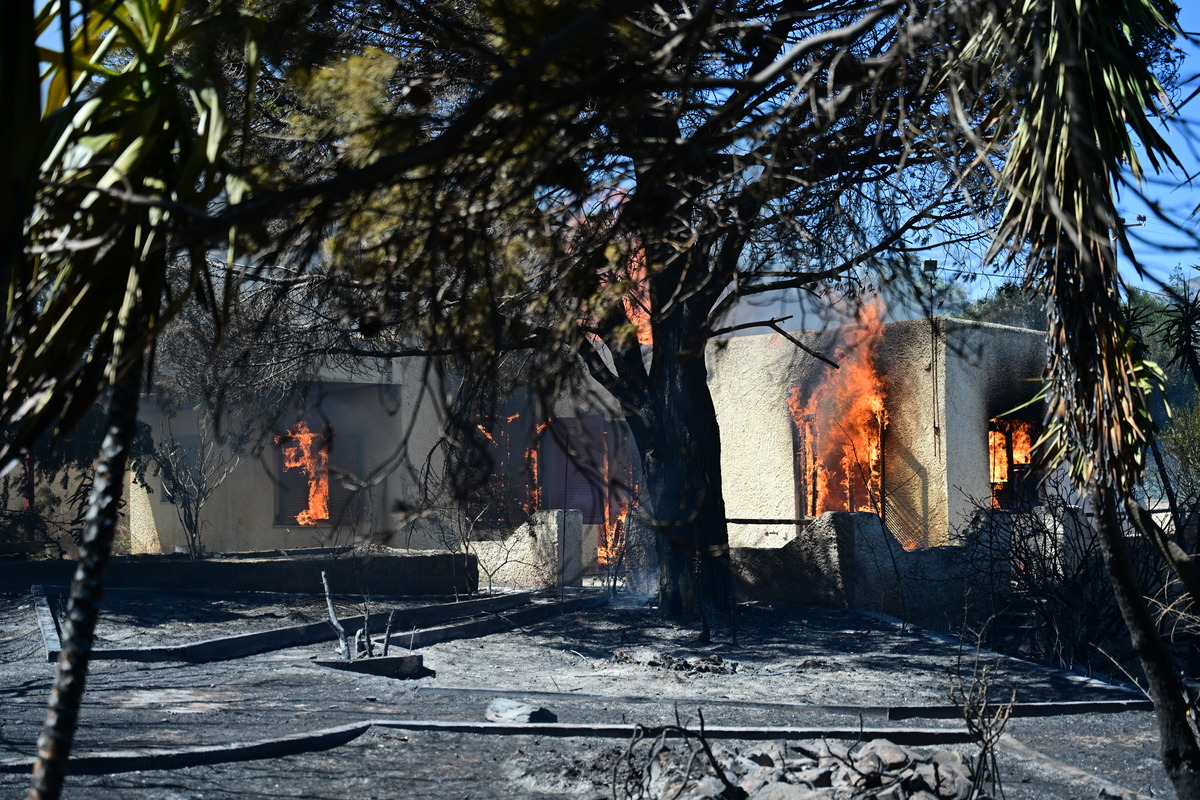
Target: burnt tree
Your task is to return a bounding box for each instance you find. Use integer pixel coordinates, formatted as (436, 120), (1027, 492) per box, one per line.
(260, 1), (1011, 619)
(547, 3), (997, 617)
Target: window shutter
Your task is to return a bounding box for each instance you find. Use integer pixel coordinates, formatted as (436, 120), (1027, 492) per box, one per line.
(543, 417), (607, 525)
(465, 414), (537, 527)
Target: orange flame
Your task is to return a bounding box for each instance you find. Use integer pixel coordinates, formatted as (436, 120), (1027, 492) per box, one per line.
(988, 430), (1009, 498)
(525, 420), (552, 514)
(598, 505), (629, 566)
(516, 414), (540, 515)
(276, 421), (329, 526)
(788, 300), (888, 521)
(621, 247), (653, 345)
(595, 428), (637, 566)
(1012, 422), (1034, 465)
(598, 483), (636, 567)
(525, 444), (541, 514)
(989, 419), (1036, 508)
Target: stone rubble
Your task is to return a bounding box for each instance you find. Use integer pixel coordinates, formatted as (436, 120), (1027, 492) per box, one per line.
(612, 649), (741, 675)
(636, 738), (983, 800)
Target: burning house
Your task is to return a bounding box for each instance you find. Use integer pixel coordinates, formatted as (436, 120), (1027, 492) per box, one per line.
(124, 357), (450, 556)
(420, 310), (1050, 603)
(122, 355), (629, 589)
(712, 313), (1047, 548)
(711, 313), (1049, 619)
(118, 309), (1049, 617)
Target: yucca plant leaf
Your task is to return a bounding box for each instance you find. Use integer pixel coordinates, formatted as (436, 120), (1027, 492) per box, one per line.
(5, 0), (268, 468)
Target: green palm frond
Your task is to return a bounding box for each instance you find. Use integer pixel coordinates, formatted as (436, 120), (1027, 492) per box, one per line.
(954, 0), (1180, 494)
(3, 0), (264, 468)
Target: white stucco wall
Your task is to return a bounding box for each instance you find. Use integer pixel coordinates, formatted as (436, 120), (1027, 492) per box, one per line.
(875, 319), (946, 548)
(708, 334), (810, 548)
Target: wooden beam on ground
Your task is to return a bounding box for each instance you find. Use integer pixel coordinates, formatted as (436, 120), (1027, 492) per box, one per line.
(39, 591), (534, 663)
(887, 698), (1153, 720)
(30, 585), (61, 663)
(414, 684), (888, 718)
(178, 591), (534, 663)
(413, 687), (1152, 721)
(388, 594), (609, 650)
(370, 719), (977, 745)
(0, 722), (372, 775)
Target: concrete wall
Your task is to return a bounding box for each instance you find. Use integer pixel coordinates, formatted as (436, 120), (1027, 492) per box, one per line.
(474, 510), (583, 589)
(731, 511), (968, 627)
(729, 513), (847, 607)
(731, 504), (1092, 628)
(399, 509), (584, 590)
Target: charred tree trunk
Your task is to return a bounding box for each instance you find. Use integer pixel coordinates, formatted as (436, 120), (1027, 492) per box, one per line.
(27, 355), (143, 800)
(624, 291), (731, 622)
(630, 376), (730, 619)
(1089, 483), (1200, 798)
(590, 112), (737, 625)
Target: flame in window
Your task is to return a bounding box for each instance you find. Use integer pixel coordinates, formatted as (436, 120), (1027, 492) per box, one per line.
(788, 300), (888, 521)
(276, 421), (329, 525)
(472, 413), (540, 523)
(989, 418), (1037, 509)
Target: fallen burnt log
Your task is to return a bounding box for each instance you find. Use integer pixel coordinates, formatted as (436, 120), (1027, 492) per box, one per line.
(30, 587), (536, 663)
(411, 684), (1152, 721)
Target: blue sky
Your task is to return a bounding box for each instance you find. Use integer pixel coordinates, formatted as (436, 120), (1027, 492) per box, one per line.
(1119, 3), (1200, 291)
(741, 6), (1200, 331)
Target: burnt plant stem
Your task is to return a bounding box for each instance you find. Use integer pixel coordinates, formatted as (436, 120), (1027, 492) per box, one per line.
(382, 610), (395, 657)
(362, 602), (374, 658)
(28, 355), (143, 800)
(322, 571), (349, 661)
(1090, 484), (1200, 797)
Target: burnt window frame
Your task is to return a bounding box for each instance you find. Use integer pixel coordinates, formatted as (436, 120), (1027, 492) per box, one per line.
(988, 417), (1041, 511)
(274, 424), (359, 527)
(464, 413), (540, 529)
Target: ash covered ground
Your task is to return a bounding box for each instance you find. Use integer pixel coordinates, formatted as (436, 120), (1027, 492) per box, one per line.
(0, 588), (1169, 799)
